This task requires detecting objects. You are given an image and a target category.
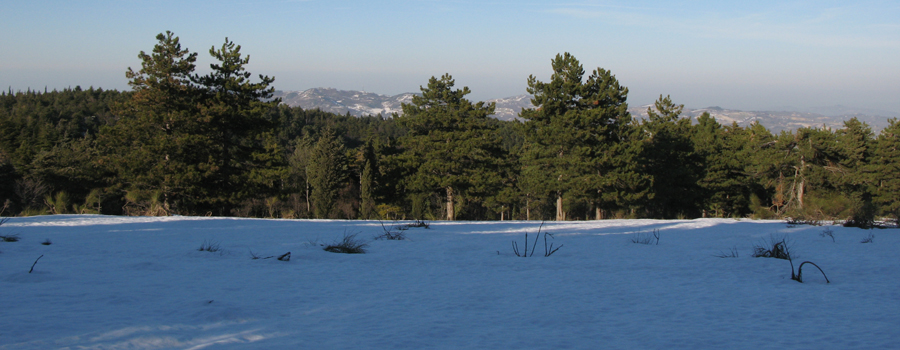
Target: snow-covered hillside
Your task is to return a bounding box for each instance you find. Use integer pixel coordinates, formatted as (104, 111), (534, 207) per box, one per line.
(1, 216), (897, 349)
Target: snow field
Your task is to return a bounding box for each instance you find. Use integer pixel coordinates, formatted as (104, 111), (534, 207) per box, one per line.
(1, 216), (897, 349)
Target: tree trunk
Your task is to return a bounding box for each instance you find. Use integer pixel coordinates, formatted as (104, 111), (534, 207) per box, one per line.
(556, 192), (564, 221)
(526, 196), (531, 221)
(595, 207), (602, 220)
(305, 180), (311, 216)
(446, 186), (455, 221)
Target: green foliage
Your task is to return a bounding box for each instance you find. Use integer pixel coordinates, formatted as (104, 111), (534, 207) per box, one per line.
(873, 118), (900, 221)
(44, 191), (71, 214)
(521, 53), (644, 220)
(359, 141), (377, 219)
(4, 45), (900, 222)
(692, 116), (751, 217)
(309, 129), (347, 218)
(640, 95), (703, 218)
(395, 74), (505, 220)
(102, 32), (279, 215)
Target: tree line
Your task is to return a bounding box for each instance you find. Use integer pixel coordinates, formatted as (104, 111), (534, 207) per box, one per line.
(2, 32), (899, 225)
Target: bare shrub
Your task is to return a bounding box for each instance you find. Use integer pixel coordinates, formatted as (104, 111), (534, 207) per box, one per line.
(0, 218), (20, 242)
(752, 235), (792, 260)
(406, 219), (429, 229)
(374, 221), (406, 240)
(788, 255), (830, 284)
(860, 232), (874, 243)
(715, 246), (739, 258)
(631, 229), (660, 245)
(820, 228), (835, 242)
(512, 222), (562, 257)
(29, 254), (44, 273)
(324, 232), (368, 254)
(198, 240), (221, 252)
(15, 177), (49, 210)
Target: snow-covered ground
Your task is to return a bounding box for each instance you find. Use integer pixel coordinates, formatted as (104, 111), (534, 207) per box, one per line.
(1, 215), (897, 349)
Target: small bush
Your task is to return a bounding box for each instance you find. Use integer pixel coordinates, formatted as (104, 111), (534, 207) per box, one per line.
(784, 217), (823, 227)
(630, 229), (659, 245)
(375, 221), (406, 240)
(0, 218), (18, 242)
(715, 246), (739, 258)
(820, 228), (835, 242)
(752, 235), (792, 260)
(406, 219), (429, 229)
(198, 240), (221, 252)
(512, 222), (562, 257)
(860, 232), (874, 243)
(324, 232), (368, 254)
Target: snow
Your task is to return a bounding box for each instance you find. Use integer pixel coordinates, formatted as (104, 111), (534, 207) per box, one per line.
(1, 216), (897, 349)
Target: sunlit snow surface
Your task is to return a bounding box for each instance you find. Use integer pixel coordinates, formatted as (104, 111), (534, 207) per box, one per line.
(1, 215), (897, 349)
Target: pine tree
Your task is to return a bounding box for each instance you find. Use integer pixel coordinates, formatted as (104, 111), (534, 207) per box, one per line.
(106, 31), (201, 214)
(836, 118), (875, 225)
(192, 37), (280, 210)
(521, 53), (640, 220)
(640, 95), (702, 218)
(692, 116), (751, 217)
(359, 140), (377, 219)
(395, 74), (503, 220)
(873, 118), (900, 221)
(288, 136), (316, 217)
(309, 129), (346, 219)
(104, 32), (278, 215)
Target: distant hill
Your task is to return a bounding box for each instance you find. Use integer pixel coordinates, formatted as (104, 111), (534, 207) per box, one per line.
(274, 89), (896, 132)
(275, 88), (414, 117)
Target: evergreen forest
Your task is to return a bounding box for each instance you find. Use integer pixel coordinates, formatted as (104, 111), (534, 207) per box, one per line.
(2, 32), (899, 226)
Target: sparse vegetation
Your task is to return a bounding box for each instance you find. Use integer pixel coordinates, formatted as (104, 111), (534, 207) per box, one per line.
(630, 229), (660, 245)
(752, 235), (792, 260)
(375, 221), (407, 240)
(198, 240), (221, 252)
(324, 232), (368, 254)
(406, 220), (429, 229)
(789, 257), (830, 284)
(512, 222), (562, 257)
(785, 217), (823, 227)
(860, 232), (874, 243)
(820, 228), (835, 242)
(0, 218), (18, 242)
(29, 254), (44, 273)
(715, 246), (740, 258)
(249, 249), (291, 261)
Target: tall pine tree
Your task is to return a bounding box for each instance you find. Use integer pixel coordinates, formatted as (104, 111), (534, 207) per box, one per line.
(396, 74), (503, 220)
(104, 32), (278, 215)
(521, 53), (640, 220)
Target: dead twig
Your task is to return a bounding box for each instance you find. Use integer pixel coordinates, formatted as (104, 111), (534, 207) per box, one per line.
(29, 254), (44, 273)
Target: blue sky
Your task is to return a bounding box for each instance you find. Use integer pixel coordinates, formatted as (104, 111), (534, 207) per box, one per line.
(2, 0), (899, 112)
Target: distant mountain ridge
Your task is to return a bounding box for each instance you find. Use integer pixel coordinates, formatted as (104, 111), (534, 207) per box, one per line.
(273, 89), (896, 132)
(275, 88), (414, 117)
